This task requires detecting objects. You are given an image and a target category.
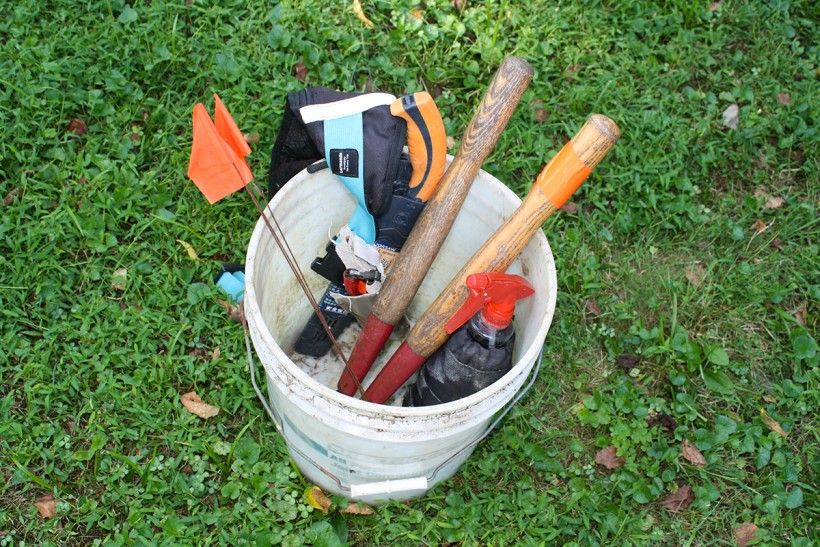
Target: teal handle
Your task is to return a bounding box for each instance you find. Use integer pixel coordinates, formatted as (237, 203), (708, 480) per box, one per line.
(323, 113), (375, 243)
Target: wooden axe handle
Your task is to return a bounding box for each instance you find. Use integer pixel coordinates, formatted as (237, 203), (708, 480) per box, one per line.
(372, 56), (533, 325)
(406, 115), (620, 357)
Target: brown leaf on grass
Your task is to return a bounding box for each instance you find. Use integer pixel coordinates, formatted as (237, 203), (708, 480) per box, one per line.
(180, 391), (220, 419)
(770, 238), (783, 251)
(647, 412), (677, 432)
(452, 0), (466, 11)
(352, 0), (375, 29)
(595, 446), (625, 470)
(763, 195), (784, 209)
(751, 219), (768, 234)
(734, 522), (758, 547)
(684, 263), (706, 287)
(446, 135), (456, 150)
(527, 99), (548, 123)
(35, 494), (57, 518)
(565, 63), (581, 79)
(762, 395), (776, 404)
(709, 1), (723, 11)
(305, 486), (331, 513)
(111, 268), (128, 291)
(794, 302), (807, 327)
(777, 92), (791, 105)
(293, 61), (308, 82)
(616, 353), (639, 371)
(681, 440), (707, 466)
(243, 132), (260, 145)
(211, 346), (221, 361)
(561, 202), (578, 214)
(218, 300), (244, 323)
(342, 501), (375, 515)
(67, 118), (88, 135)
(760, 408), (788, 438)
(661, 484), (693, 512)
(4, 187), (21, 206)
(584, 299), (602, 318)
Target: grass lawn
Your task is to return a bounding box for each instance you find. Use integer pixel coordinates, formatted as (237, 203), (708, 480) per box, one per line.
(1, 0), (817, 544)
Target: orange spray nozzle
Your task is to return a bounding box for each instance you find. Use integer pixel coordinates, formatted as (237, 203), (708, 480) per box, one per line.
(444, 272), (534, 334)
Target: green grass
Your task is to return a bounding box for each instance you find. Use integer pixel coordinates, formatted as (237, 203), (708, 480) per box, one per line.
(1, 0), (817, 544)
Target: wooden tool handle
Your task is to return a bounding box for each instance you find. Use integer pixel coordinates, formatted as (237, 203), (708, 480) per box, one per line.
(373, 56), (534, 325)
(406, 114), (620, 357)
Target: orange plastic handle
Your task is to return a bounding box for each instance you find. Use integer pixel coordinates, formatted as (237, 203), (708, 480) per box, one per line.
(532, 142), (591, 209)
(390, 92), (447, 202)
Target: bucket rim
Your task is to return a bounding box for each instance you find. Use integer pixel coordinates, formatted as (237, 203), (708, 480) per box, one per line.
(244, 164), (557, 421)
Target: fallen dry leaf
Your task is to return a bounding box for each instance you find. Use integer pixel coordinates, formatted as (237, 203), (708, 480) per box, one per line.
(763, 195), (784, 209)
(722, 103), (740, 129)
(734, 522), (758, 547)
(446, 135), (456, 150)
(794, 302), (807, 327)
(352, 0), (374, 29)
(565, 63), (581, 79)
(111, 268), (128, 291)
(751, 219), (768, 234)
(67, 118), (88, 135)
(770, 238), (784, 251)
(305, 485), (331, 513)
(180, 391), (220, 419)
(762, 395), (776, 404)
(616, 353), (639, 371)
(684, 263), (706, 287)
(177, 239), (199, 260)
(709, 1), (723, 11)
(561, 201), (578, 214)
(3, 187), (21, 206)
(452, 0), (466, 11)
(218, 300), (244, 323)
(661, 484), (694, 512)
(293, 61), (308, 82)
(595, 445), (625, 470)
(647, 412), (677, 432)
(681, 439), (707, 466)
(211, 346), (221, 361)
(243, 132), (260, 145)
(342, 501), (375, 515)
(760, 408), (788, 438)
(584, 299), (602, 318)
(35, 494), (57, 518)
(777, 92), (791, 105)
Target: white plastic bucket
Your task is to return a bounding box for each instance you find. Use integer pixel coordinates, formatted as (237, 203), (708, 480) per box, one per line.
(245, 164), (557, 503)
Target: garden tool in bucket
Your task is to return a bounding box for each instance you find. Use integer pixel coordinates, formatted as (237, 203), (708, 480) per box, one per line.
(268, 88), (446, 357)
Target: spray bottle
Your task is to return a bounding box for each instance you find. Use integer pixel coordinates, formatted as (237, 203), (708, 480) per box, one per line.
(404, 272), (534, 406)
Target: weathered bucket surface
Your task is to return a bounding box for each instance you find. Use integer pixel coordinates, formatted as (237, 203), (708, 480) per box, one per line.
(245, 164), (557, 503)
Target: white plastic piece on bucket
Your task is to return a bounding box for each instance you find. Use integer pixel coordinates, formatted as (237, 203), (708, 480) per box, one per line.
(349, 477), (428, 498)
(245, 159), (557, 503)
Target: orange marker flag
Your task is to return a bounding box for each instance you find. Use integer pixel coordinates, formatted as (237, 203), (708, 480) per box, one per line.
(187, 94), (254, 204)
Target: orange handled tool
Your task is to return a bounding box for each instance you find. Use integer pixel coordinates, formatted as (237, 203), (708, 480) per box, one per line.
(362, 114), (621, 403)
(337, 57), (533, 396)
(390, 92), (447, 202)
